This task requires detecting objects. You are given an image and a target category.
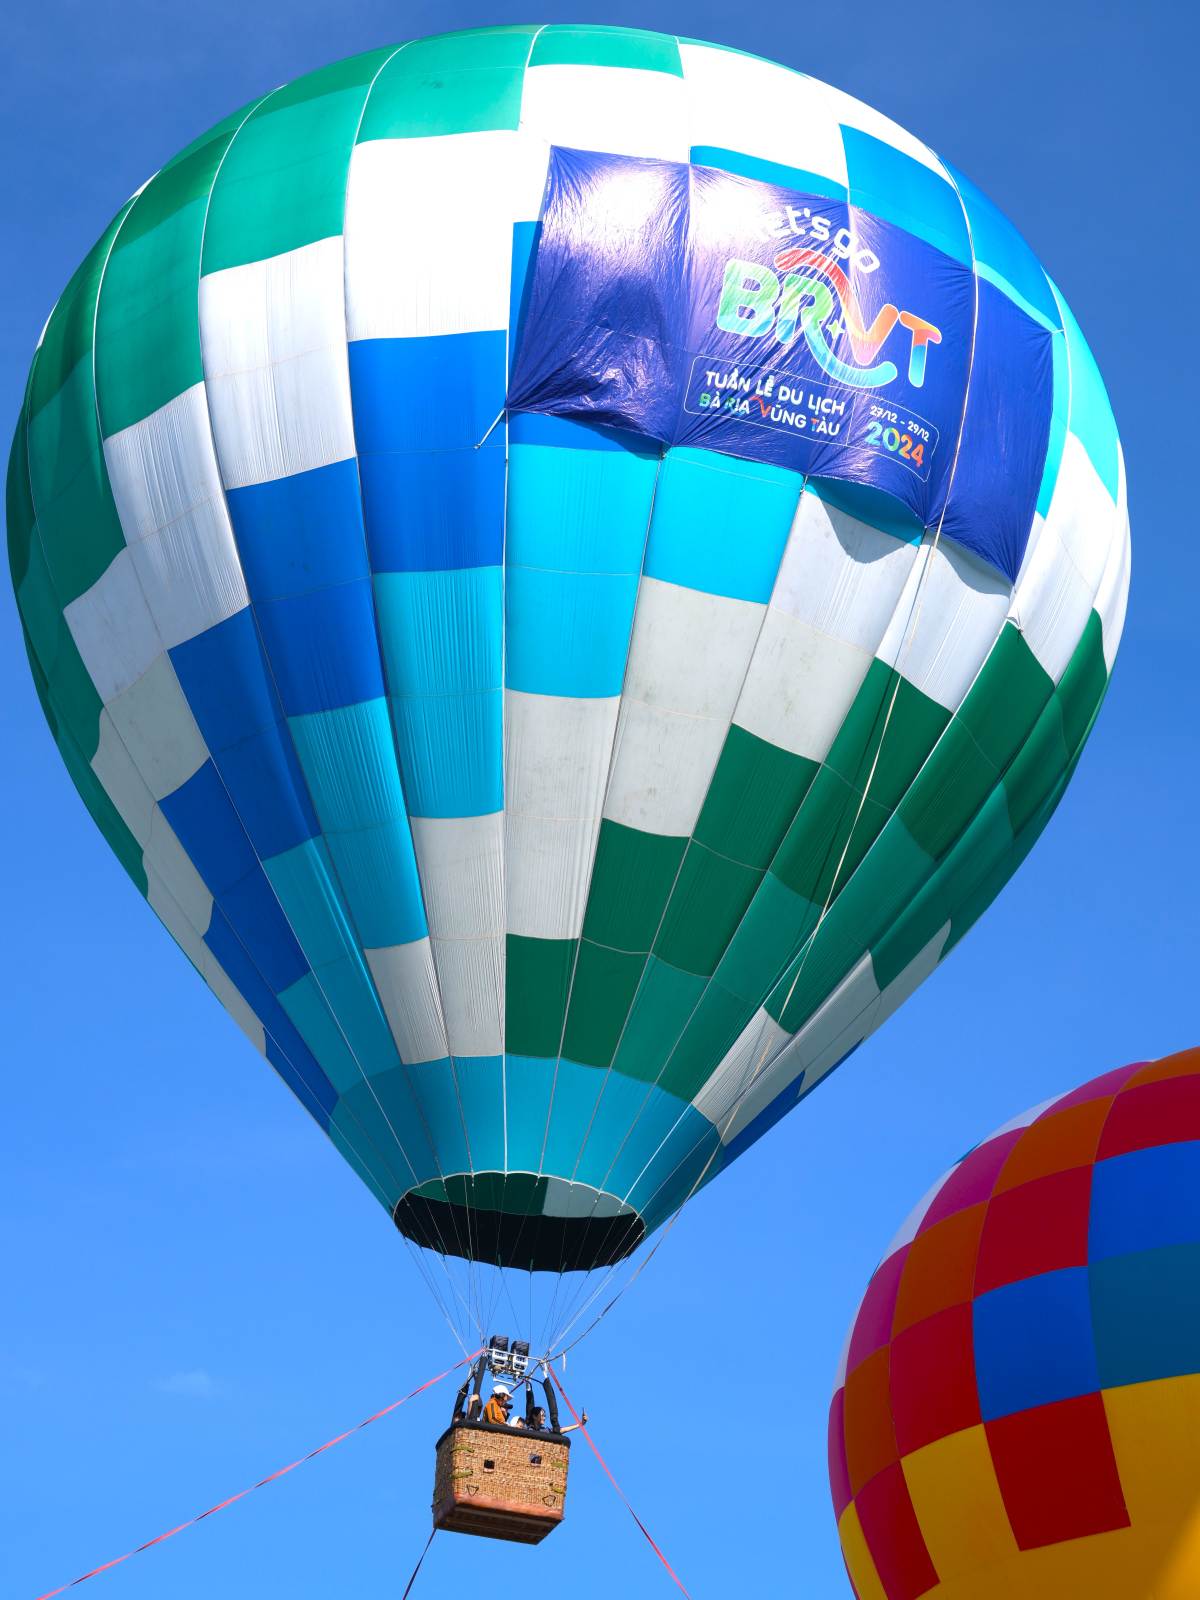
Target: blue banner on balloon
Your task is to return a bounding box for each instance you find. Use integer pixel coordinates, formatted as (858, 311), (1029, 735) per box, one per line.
(508, 147), (1053, 581)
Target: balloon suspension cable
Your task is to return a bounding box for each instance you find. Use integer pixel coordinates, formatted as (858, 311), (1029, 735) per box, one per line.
(474, 407), (506, 449)
(399, 1529), (436, 1600)
(548, 1365), (692, 1597)
(27, 1350), (480, 1600)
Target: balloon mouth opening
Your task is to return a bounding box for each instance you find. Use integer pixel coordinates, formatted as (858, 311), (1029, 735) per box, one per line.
(392, 1172), (646, 1272)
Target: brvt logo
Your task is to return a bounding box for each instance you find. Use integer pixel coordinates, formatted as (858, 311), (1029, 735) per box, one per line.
(716, 247), (941, 390)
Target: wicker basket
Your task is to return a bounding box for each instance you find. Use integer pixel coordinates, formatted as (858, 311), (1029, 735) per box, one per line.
(432, 1421), (570, 1544)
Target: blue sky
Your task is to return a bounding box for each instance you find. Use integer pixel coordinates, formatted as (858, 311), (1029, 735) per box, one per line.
(1, 2), (1195, 1596)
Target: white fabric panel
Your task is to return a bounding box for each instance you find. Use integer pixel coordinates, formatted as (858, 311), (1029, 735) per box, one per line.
(770, 490), (919, 649)
(366, 938), (450, 1065)
(91, 712), (155, 847)
(542, 1176), (632, 1219)
(1095, 452), (1131, 672)
(147, 867), (211, 971)
(64, 547), (162, 702)
(707, 925), (949, 1143)
(102, 653), (208, 800)
(410, 813), (504, 940)
(1011, 513), (1092, 683)
(678, 44), (848, 189)
(201, 948), (268, 1053)
(103, 383), (249, 647)
(519, 63), (689, 161)
(344, 132), (549, 342)
(199, 236), (355, 488)
(409, 813), (505, 1059)
(603, 578), (764, 837)
(505, 690), (619, 941)
(878, 540), (1010, 712)
(428, 936), (504, 1059)
(690, 1007), (789, 1128)
(1048, 432), (1119, 595)
(734, 614), (873, 763)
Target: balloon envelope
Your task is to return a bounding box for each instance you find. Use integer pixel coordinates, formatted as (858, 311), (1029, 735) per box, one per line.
(830, 1047), (1200, 1600)
(7, 26), (1128, 1288)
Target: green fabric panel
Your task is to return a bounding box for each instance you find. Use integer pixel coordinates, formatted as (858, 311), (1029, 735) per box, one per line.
(96, 106), (258, 434)
(871, 786), (1015, 991)
(581, 820), (686, 952)
(26, 208), (132, 607)
(529, 23), (684, 74)
(1056, 611), (1108, 752)
(328, 1115), (408, 1207)
(714, 871), (816, 1004)
(653, 842), (762, 977)
(17, 515), (103, 758)
(767, 819), (932, 1031)
(956, 622), (1053, 771)
(357, 27), (538, 141)
(505, 934), (575, 1059)
(898, 718), (998, 862)
(693, 724), (819, 869)
(329, 1122), (398, 1209)
(201, 48), (394, 274)
(1002, 694), (1070, 837)
(610, 957), (706, 1086)
(6, 413), (35, 594)
(658, 983), (754, 1103)
(771, 766), (890, 906)
(825, 660), (951, 807)
(561, 941), (646, 1069)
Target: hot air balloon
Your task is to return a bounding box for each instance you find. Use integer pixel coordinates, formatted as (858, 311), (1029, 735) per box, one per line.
(829, 1047), (1200, 1600)
(7, 24), (1128, 1366)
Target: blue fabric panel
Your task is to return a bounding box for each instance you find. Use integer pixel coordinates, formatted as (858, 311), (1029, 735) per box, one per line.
(217, 865), (307, 993)
(211, 720), (318, 858)
(170, 612), (318, 857)
(938, 278), (1052, 582)
(349, 332), (507, 453)
(202, 904), (336, 1120)
(644, 448), (800, 602)
(279, 972), (368, 1096)
(170, 607), (279, 750)
(973, 1267), (1099, 1420)
(404, 1058), (472, 1177)
(456, 1055), (507, 1173)
(1055, 285), (1120, 501)
(511, 218), (539, 372)
(840, 127), (970, 266)
(690, 145), (846, 202)
(1091, 1243), (1200, 1390)
(343, 1066), (442, 1191)
(314, 954), (405, 1075)
(505, 566), (641, 698)
(507, 440), (659, 571)
(227, 459), (369, 600)
(160, 760), (257, 894)
(255, 579), (385, 716)
(628, 1112), (721, 1228)
(504, 1054), (557, 1173)
(508, 410), (660, 453)
(720, 1045), (862, 1166)
(1037, 323), (1070, 519)
(574, 1077), (696, 1197)
(375, 567), (502, 817)
(1090, 1143), (1200, 1261)
(945, 164), (1061, 329)
(289, 700), (427, 949)
(359, 445), (505, 573)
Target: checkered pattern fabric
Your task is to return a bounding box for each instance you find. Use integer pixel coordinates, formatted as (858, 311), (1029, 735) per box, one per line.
(830, 1047), (1200, 1600)
(7, 25), (1129, 1270)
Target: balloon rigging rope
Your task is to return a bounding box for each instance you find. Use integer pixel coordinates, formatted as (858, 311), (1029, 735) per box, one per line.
(25, 1350), (479, 1600)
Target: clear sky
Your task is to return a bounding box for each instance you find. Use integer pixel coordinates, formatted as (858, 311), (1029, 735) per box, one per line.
(1, 2), (1195, 1596)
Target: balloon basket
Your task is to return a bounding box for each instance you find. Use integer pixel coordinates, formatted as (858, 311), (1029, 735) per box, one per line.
(432, 1422), (570, 1544)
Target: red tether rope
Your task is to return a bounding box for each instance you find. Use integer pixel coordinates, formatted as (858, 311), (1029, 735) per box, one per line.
(548, 1365), (692, 1597)
(31, 1349), (480, 1600)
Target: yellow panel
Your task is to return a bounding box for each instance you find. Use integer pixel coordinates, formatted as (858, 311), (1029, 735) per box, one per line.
(930, 1525), (1160, 1600)
(901, 1425), (1017, 1582)
(838, 1503), (889, 1600)
(1104, 1375), (1200, 1521)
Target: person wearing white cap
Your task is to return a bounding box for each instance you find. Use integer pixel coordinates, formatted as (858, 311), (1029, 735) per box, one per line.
(482, 1383), (512, 1426)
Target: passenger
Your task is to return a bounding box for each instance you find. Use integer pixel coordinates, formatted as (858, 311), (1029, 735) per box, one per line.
(464, 1392), (482, 1423)
(482, 1384), (512, 1425)
(530, 1405), (549, 1431)
(559, 1409), (589, 1435)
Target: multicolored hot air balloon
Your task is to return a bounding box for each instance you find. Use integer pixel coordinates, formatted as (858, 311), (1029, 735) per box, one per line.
(830, 1047), (1200, 1600)
(6, 25), (1128, 1345)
